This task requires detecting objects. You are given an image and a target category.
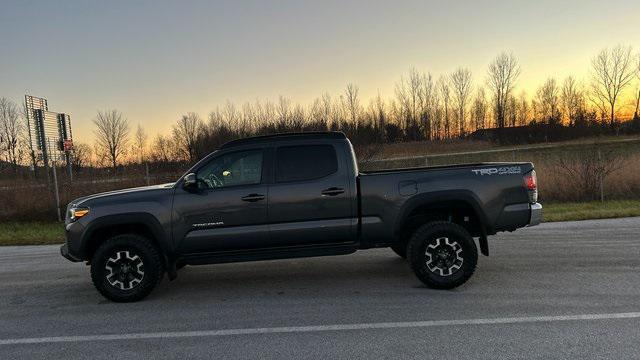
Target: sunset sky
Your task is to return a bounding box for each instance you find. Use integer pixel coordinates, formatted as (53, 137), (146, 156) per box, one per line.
(1, 0), (639, 143)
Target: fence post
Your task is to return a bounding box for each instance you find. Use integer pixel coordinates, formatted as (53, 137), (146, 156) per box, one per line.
(66, 152), (73, 182)
(424, 156), (429, 167)
(145, 163), (150, 186)
(51, 163), (62, 222)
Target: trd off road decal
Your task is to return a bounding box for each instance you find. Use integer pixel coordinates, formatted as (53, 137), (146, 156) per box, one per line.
(192, 221), (225, 228)
(471, 166), (521, 176)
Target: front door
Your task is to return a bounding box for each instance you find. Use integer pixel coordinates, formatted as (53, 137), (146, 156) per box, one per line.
(173, 148), (269, 254)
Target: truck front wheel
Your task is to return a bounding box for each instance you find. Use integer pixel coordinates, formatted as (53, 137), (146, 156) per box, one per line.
(407, 222), (477, 289)
(90, 234), (164, 302)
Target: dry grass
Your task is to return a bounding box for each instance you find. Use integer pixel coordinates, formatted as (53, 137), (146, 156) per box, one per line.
(536, 153), (640, 203)
(370, 139), (493, 159)
(366, 135), (640, 160)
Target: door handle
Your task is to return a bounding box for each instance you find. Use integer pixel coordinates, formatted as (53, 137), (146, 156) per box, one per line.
(241, 194), (265, 202)
(321, 187), (345, 196)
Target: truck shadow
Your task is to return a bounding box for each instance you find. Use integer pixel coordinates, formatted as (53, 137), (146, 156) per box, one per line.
(154, 252), (425, 300)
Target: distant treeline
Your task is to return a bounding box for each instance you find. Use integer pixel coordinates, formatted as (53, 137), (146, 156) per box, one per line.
(471, 118), (640, 145)
(159, 101), (640, 166)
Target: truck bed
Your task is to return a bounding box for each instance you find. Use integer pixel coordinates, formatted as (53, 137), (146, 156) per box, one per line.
(357, 162), (535, 246)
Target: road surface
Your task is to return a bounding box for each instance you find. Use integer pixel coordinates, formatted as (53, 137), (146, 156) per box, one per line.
(1, 217), (639, 359)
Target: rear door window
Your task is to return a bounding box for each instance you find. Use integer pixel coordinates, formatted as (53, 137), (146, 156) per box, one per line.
(275, 145), (338, 182)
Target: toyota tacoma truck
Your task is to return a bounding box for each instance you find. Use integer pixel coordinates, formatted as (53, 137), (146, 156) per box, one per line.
(61, 132), (542, 302)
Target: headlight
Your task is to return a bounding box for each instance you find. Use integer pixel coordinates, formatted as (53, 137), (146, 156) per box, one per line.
(69, 207), (90, 221)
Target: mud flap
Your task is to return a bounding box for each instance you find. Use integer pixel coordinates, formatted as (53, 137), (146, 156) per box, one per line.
(479, 234), (489, 256)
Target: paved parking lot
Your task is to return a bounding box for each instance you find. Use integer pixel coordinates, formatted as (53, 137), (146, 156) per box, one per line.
(1, 217), (639, 359)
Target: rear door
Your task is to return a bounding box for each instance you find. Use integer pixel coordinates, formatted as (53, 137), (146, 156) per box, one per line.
(267, 143), (356, 246)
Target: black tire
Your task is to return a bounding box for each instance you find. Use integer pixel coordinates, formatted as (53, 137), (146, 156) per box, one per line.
(407, 221), (477, 289)
(90, 234), (164, 302)
(390, 242), (407, 258)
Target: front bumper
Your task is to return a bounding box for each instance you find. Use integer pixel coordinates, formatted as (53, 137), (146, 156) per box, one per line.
(60, 243), (82, 262)
(60, 220), (86, 262)
(528, 203), (543, 226)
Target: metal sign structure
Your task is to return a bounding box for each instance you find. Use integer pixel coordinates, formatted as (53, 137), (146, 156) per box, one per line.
(25, 95), (74, 171)
(24, 95), (74, 221)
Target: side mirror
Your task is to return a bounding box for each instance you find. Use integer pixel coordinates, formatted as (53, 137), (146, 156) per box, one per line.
(183, 173), (198, 190)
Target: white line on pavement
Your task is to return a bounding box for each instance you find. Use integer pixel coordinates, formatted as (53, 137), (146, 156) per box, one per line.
(2, 312), (640, 345)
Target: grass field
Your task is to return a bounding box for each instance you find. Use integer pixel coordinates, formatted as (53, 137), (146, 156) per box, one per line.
(542, 200), (640, 222)
(1, 200), (640, 246)
(0, 221), (64, 246)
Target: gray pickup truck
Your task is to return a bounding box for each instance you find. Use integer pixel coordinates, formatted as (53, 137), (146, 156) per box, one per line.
(61, 132), (542, 302)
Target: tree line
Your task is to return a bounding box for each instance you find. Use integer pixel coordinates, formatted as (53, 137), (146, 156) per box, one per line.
(1, 47), (640, 173)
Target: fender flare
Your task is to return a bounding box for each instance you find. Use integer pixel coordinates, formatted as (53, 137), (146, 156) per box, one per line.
(80, 213), (171, 260)
(393, 190), (490, 236)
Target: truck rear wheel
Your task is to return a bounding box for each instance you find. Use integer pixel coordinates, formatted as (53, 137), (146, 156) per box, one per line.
(90, 234), (164, 302)
(407, 222), (477, 289)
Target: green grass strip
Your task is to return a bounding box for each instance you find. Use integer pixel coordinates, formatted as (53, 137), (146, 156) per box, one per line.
(1, 200), (640, 246)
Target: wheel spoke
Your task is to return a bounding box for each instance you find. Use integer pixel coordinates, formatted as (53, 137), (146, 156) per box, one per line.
(105, 250), (145, 290)
(425, 237), (464, 276)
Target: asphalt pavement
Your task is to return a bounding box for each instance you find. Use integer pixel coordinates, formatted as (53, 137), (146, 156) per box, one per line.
(1, 217), (639, 359)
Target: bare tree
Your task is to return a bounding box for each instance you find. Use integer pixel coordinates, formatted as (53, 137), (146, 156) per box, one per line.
(320, 93), (333, 128)
(309, 98), (324, 128)
(535, 78), (561, 124)
(275, 96), (292, 130)
(151, 134), (172, 163)
(472, 87), (488, 131)
(0, 98), (23, 173)
(506, 94), (518, 127)
(222, 101), (241, 133)
(93, 109), (130, 172)
(254, 99), (276, 127)
(344, 83), (361, 127)
(395, 68), (425, 139)
(373, 92), (387, 131)
(240, 102), (256, 137)
(450, 68), (473, 136)
(590, 45), (636, 126)
(71, 143), (93, 170)
(172, 112), (202, 163)
(487, 52), (521, 129)
(290, 103), (306, 131)
(516, 91), (530, 126)
(418, 72), (436, 140)
(134, 124), (147, 164)
(437, 76), (452, 138)
(560, 76), (585, 126)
